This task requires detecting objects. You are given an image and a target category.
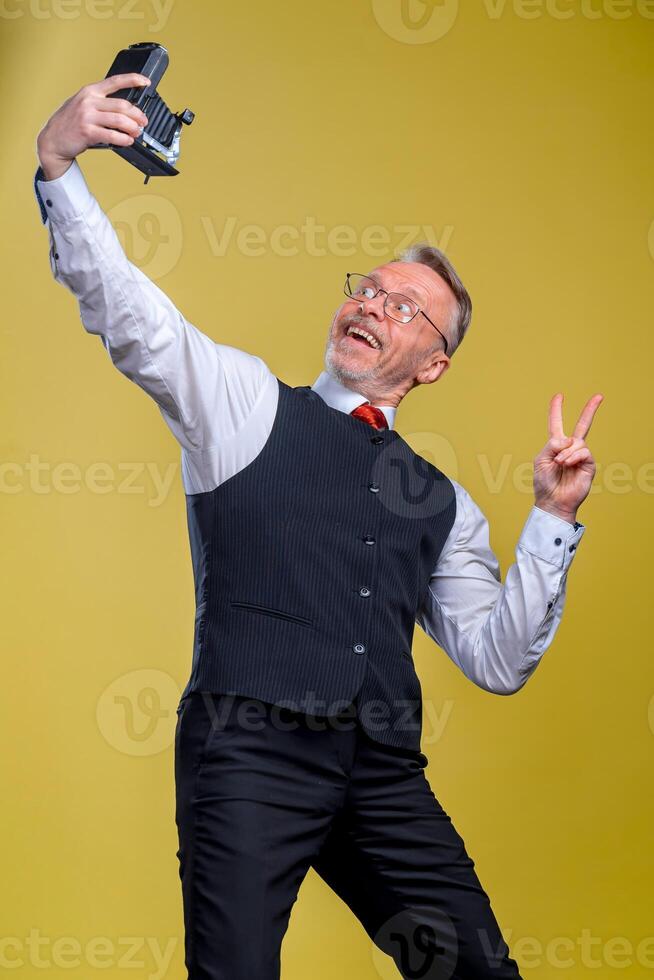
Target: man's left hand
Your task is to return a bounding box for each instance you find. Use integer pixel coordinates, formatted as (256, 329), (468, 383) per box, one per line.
(533, 392), (604, 525)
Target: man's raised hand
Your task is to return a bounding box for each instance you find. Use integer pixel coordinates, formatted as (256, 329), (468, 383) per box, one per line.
(36, 73), (151, 181)
(533, 392), (604, 525)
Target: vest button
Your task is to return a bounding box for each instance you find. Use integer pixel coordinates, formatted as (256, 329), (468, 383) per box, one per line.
(371, 435), (384, 444)
(359, 586), (371, 598)
(353, 643), (366, 655)
(363, 535), (375, 545)
(368, 482), (380, 493)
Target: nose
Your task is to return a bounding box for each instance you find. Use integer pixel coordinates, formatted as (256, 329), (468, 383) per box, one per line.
(359, 292), (386, 322)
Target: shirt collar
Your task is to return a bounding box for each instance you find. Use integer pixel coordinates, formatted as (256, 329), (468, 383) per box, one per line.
(310, 371), (397, 430)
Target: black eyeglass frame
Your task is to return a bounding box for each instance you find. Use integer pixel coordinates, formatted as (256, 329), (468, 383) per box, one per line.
(343, 272), (449, 355)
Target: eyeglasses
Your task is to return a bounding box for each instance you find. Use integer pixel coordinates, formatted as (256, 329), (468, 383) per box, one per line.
(343, 272), (449, 355)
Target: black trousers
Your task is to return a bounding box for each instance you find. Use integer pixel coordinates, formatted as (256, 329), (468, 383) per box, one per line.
(174, 692), (523, 979)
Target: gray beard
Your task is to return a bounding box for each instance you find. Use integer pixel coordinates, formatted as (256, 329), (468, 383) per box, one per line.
(324, 343), (380, 385)
(324, 334), (421, 391)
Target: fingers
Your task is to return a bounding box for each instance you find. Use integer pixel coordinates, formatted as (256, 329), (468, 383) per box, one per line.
(554, 437), (584, 462)
(548, 392), (565, 440)
(549, 390), (604, 443)
(92, 73), (151, 96)
(556, 447), (593, 467)
(95, 97), (148, 127)
(572, 393), (604, 440)
(90, 110), (144, 139)
(87, 123), (135, 147)
(549, 435), (574, 454)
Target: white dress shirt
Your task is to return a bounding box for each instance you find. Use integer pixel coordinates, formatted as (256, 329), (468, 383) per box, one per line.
(34, 158), (586, 696)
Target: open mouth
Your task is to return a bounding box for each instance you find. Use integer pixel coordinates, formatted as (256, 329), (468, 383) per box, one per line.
(344, 324), (382, 350)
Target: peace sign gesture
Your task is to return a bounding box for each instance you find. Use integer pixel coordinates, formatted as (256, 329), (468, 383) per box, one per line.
(533, 392), (604, 524)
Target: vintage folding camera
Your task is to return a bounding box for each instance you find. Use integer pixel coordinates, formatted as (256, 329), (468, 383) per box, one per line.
(92, 42), (195, 182)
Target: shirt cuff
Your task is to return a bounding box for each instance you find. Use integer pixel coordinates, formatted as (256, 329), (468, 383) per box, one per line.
(518, 505), (585, 570)
(34, 159), (95, 225)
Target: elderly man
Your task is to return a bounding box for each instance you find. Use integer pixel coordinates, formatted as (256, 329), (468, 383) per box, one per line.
(34, 73), (602, 980)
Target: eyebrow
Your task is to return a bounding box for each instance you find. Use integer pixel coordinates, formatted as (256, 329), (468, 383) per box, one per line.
(371, 274), (427, 307)
(397, 284), (426, 305)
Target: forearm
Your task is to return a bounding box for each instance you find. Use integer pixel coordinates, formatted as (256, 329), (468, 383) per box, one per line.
(477, 508), (584, 691)
(417, 486), (586, 695)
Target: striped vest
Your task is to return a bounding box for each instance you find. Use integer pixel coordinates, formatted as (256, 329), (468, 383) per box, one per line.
(181, 380), (456, 752)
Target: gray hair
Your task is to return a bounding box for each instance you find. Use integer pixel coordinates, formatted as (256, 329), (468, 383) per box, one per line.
(395, 242), (472, 357)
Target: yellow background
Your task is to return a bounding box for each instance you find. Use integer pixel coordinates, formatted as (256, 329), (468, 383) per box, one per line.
(2, 0), (653, 976)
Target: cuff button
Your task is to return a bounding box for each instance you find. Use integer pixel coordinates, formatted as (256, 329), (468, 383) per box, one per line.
(569, 544), (576, 552)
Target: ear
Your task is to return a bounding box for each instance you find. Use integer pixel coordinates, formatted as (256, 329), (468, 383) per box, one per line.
(415, 354), (450, 386)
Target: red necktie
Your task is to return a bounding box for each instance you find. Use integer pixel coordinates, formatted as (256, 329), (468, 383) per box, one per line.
(350, 403), (389, 430)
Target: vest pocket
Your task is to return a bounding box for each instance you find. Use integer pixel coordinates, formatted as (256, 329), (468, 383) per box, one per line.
(230, 600), (314, 629)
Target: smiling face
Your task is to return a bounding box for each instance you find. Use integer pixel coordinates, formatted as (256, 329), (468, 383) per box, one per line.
(323, 261), (456, 407)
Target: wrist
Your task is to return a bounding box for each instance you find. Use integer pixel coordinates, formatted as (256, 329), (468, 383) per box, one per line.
(37, 136), (73, 182)
(534, 501), (578, 526)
